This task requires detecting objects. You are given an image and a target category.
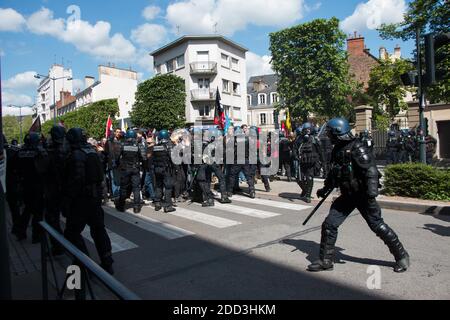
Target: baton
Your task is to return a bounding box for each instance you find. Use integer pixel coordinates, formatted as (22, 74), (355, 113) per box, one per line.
(302, 189), (333, 226)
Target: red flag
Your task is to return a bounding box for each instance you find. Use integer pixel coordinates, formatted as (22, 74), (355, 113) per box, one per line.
(105, 115), (113, 138)
(214, 87), (225, 129)
(29, 117), (41, 133)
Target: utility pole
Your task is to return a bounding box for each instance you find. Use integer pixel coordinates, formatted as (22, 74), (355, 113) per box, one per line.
(416, 28), (426, 164)
(0, 56), (12, 300)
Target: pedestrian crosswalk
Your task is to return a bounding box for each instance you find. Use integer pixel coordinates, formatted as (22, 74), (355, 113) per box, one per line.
(102, 196), (312, 249)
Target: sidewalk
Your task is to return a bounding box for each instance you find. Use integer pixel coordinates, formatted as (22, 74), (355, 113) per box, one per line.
(249, 177), (450, 215)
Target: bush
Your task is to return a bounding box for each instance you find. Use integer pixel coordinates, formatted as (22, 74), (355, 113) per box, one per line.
(42, 99), (119, 140)
(383, 163), (450, 201)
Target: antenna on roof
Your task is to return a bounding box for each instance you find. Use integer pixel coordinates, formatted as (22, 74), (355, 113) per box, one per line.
(213, 22), (218, 34)
(176, 25), (180, 35)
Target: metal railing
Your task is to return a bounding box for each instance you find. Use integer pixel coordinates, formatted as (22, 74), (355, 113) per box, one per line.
(39, 221), (141, 300)
(191, 88), (216, 101)
(190, 61), (217, 74)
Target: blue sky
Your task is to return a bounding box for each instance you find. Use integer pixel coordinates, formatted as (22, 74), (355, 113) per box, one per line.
(1, 0), (414, 115)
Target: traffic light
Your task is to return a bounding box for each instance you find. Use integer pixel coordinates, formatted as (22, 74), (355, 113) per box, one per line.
(424, 32), (450, 86)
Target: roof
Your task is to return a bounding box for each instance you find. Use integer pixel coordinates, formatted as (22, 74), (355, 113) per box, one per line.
(150, 35), (248, 56)
(247, 74), (278, 94)
(75, 81), (101, 97)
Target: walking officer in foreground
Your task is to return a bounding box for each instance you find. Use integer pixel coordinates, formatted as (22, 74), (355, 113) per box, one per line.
(309, 118), (409, 273)
(63, 128), (114, 274)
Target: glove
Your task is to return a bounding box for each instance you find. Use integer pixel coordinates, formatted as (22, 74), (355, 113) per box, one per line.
(316, 188), (328, 199)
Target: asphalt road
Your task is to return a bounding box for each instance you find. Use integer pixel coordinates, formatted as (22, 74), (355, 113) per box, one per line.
(84, 190), (450, 300)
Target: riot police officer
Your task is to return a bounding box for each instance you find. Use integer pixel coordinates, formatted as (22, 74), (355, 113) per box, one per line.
(319, 128), (333, 179)
(63, 128), (114, 274)
(293, 122), (322, 203)
(115, 129), (145, 214)
(16, 132), (48, 243)
(153, 130), (176, 213)
(386, 130), (399, 164)
(279, 132), (292, 182)
(359, 129), (374, 154)
(310, 118), (409, 273)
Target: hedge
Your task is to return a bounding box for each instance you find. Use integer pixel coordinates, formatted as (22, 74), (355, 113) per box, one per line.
(41, 99), (119, 140)
(383, 163), (450, 201)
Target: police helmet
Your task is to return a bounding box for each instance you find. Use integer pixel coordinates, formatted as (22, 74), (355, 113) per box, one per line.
(126, 129), (137, 139)
(66, 128), (86, 145)
(295, 126), (302, 136)
(302, 122), (312, 131)
(326, 118), (352, 140)
(50, 125), (66, 144)
(158, 129), (170, 141)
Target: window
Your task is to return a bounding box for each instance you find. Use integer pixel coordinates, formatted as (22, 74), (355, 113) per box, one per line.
(176, 55), (185, 69)
(166, 59), (175, 72)
(223, 105), (231, 116)
(197, 51), (209, 61)
(221, 53), (229, 68)
(233, 107), (242, 120)
(258, 93), (267, 105)
(231, 58), (239, 71)
(271, 92), (279, 104)
(222, 79), (230, 93)
(232, 82), (240, 95)
(155, 64), (162, 74)
(247, 95), (252, 106)
(199, 105), (211, 117)
(198, 78), (210, 89)
(260, 113), (267, 125)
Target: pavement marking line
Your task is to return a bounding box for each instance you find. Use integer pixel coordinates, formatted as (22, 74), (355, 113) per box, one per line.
(169, 207), (242, 228)
(232, 195), (312, 212)
(60, 216), (139, 253)
(194, 202), (280, 219)
(103, 207), (195, 240)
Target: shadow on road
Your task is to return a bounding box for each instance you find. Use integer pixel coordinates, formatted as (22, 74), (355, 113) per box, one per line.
(279, 193), (303, 201)
(421, 224), (450, 237)
(280, 238), (394, 268)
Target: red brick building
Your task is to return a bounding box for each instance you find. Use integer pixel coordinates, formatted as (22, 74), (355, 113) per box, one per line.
(347, 32), (379, 90)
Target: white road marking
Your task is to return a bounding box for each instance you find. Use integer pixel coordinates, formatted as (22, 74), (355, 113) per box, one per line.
(103, 207), (194, 240)
(231, 195), (312, 212)
(169, 207), (241, 228)
(194, 202), (280, 219)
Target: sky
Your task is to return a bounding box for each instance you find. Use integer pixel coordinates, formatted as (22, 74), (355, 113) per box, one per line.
(0, 0), (415, 116)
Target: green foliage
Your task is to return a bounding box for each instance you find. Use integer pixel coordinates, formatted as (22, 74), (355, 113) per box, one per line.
(378, 0), (450, 103)
(368, 59), (414, 120)
(41, 99), (119, 140)
(2, 115), (33, 144)
(269, 18), (354, 121)
(383, 163), (450, 201)
(373, 113), (391, 131)
(130, 74), (186, 130)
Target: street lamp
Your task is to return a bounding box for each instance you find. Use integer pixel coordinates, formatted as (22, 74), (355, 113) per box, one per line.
(34, 73), (72, 125)
(7, 104), (34, 144)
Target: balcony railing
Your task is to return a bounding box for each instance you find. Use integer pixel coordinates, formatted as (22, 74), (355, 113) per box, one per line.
(191, 89), (216, 101)
(190, 61), (217, 74)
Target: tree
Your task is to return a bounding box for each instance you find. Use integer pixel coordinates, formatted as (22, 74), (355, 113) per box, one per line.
(41, 99), (119, 140)
(378, 0), (449, 102)
(368, 59), (414, 122)
(269, 18), (354, 121)
(2, 115), (32, 143)
(130, 74), (186, 130)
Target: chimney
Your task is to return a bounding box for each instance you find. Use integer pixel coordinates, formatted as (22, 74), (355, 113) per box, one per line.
(394, 45), (401, 60)
(85, 76), (95, 88)
(347, 31), (365, 56)
(379, 47), (387, 60)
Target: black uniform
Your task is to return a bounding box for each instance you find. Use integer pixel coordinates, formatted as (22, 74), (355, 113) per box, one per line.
(152, 140), (175, 211)
(279, 136), (292, 181)
(5, 143), (21, 235)
(63, 143), (113, 273)
(319, 135), (333, 179)
(293, 134), (321, 201)
(116, 139), (145, 212)
(312, 138), (409, 272)
(386, 133), (399, 164)
(16, 143), (48, 242)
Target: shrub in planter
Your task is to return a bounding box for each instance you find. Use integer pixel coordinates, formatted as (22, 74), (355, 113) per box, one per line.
(383, 163), (450, 201)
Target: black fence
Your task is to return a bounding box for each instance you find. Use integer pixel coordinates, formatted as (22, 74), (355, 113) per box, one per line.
(39, 221), (141, 300)
(372, 130), (388, 160)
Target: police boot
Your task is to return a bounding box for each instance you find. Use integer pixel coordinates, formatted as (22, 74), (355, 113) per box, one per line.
(264, 183), (271, 192)
(133, 206), (141, 214)
(164, 206), (176, 213)
(202, 198), (215, 207)
(249, 188), (256, 199)
(114, 199), (125, 212)
(307, 225), (336, 272)
(220, 194), (232, 204)
(154, 202), (162, 212)
(301, 180), (314, 203)
(374, 223), (410, 273)
(100, 254), (114, 275)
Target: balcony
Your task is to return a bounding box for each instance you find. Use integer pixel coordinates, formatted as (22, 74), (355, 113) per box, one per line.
(191, 89), (216, 101)
(190, 61), (217, 75)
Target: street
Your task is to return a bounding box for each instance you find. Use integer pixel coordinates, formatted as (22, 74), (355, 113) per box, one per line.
(77, 184), (450, 300)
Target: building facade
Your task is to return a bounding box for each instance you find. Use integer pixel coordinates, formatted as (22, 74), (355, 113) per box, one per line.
(151, 35), (248, 126)
(36, 64), (73, 123)
(57, 65), (138, 129)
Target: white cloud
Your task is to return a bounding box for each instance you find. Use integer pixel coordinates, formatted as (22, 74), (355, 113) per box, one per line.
(72, 78), (85, 92)
(2, 91), (34, 111)
(137, 50), (155, 74)
(131, 23), (167, 49)
(246, 52), (273, 80)
(166, 0), (305, 36)
(2, 105), (34, 116)
(0, 8), (26, 32)
(142, 5), (161, 20)
(26, 8), (136, 62)
(4, 71), (39, 91)
(341, 0), (406, 34)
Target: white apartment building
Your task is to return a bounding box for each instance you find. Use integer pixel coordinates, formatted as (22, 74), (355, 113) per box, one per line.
(36, 64), (73, 123)
(58, 65), (138, 129)
(151, 35), (248, 126)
